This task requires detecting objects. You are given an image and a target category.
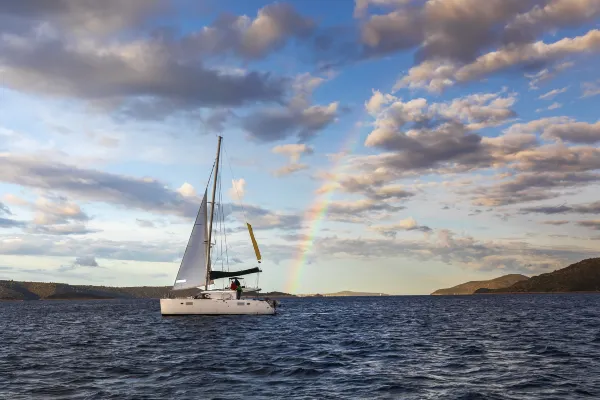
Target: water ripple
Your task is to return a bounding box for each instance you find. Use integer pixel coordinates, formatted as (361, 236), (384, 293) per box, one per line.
(1, 295), (600, 399)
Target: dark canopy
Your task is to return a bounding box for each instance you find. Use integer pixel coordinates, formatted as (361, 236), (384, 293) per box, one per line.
(209, 267), (261, 280)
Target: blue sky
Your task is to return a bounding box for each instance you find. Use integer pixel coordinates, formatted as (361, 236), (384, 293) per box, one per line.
(0, 0), (599, 294)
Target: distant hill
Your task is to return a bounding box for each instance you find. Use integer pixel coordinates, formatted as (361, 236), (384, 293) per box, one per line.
(475, 258), (600, 294)
(301, 291), (389, 297)
(0, 280), (205, 301)
(431, 274), (530, 295)
(254, 291), (295, 297)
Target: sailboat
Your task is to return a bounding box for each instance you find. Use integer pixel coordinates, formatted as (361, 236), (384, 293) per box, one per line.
(160, 135), (277, 315)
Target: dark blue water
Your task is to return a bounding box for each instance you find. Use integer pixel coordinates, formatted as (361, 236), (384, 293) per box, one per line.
(1, 295), (600, 399)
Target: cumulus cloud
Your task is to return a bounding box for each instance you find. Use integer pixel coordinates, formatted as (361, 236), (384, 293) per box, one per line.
(357, 0), (600, 90)
(242, 74), (339, 143)
(395, 29), (600, 93)
(0, 3), (316, 121)
(0, 33), (287, 116)
(272, 143), (314, 177)
(182, 2), (315, 60)
(471, 171), (600, 206)
(177, 183), (197, 198)
(508, 118), (600, 144)
(229, 178), (246, 201)
(2, 193), (97, 235)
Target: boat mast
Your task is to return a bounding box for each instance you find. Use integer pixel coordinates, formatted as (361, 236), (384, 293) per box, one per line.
(205, 135), (223, 289)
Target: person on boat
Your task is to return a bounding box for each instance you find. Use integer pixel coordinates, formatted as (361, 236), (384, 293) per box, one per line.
(230, 280), (237, 291)
(234, 278), (242, 300)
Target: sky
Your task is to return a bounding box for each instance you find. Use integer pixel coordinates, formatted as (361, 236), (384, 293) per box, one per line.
(0, 0), (599, 295)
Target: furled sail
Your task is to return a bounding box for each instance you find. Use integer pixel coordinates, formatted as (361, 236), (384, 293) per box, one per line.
(210, 267), (261, 280)
(173, 190), (209, 290)
(247, 223), (262, 263)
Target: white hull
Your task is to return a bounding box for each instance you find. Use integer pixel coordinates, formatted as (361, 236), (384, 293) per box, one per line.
(160, 297), (276, 315)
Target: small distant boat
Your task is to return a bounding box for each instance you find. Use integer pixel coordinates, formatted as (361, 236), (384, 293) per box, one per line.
(160, 136), (277, 315)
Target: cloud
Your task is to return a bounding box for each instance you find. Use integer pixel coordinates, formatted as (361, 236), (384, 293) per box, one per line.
(2, 193), (97, 235)
(74, 255), (99, 267)
(503, 0), (600, 44)
(242, 101), (338, 143)
(577, 220), (600, 230)
(371, 217), (432, 238)
(358, 89), (524, 175)
(0, 154), (200, 218)
(177, 183), (197, 198)
(274, 163), (310, 177)
(354, 0), (412, 18)
(182, 3), (315, 60)
(542, 121), (600, 144)
(318, 199), (404, 223)
(0, 28), (287, 119)
(525, 61), (574, 90)
(136, 219), (155, 228)
(395, 29), (600, 93)
(312, 228), (596, 274)
(229, 178), (246, 201)
(539, 87), (569, 100)
(582, 80), (600, 98)
(316, 167), (416, 202)
(226, 204), (303, 231)
(520, 201), (600, 215)
(242, 73), (339, 143)
(471, 171), (600, 206)
(272, 143), (314, 177)
(0, 202), (12, 215)
(508, 118), (600, 144)
(542, 220), (570, 225)
(0, 217), (25, 229)
(360, 0), (534, 61)
(272, 144), (314, 163)
(0, 0), (172, 36)
(0, 234), (181, 262)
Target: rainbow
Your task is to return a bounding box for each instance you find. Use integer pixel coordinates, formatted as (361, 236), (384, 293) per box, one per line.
(284, 122), (366, 294)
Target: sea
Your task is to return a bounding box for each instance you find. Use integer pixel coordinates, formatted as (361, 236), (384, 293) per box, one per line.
(1, 295), (599, 399)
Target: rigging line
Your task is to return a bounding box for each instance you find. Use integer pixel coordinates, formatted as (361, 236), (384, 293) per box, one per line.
(222, 146), (249, 224)
(218, 164), (231, 273)
(217, 141), (231, 273)
(223, 146), (261, 275)
(217, 155), (225, 274)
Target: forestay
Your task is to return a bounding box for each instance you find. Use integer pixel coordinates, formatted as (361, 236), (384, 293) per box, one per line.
(173, 190), (209, 290)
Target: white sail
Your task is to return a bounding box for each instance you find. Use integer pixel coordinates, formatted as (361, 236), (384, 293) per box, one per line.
(172, 190), (209, 290)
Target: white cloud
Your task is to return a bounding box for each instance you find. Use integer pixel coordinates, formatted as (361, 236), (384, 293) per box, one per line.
(177, 183), (196, 198)
(395, 30), (600, 93)
(538, 87), (569, 100)
(229, 178), (246, 201)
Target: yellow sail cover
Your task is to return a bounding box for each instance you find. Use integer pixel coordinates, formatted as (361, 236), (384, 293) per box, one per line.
(247, 223), (262, 263)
